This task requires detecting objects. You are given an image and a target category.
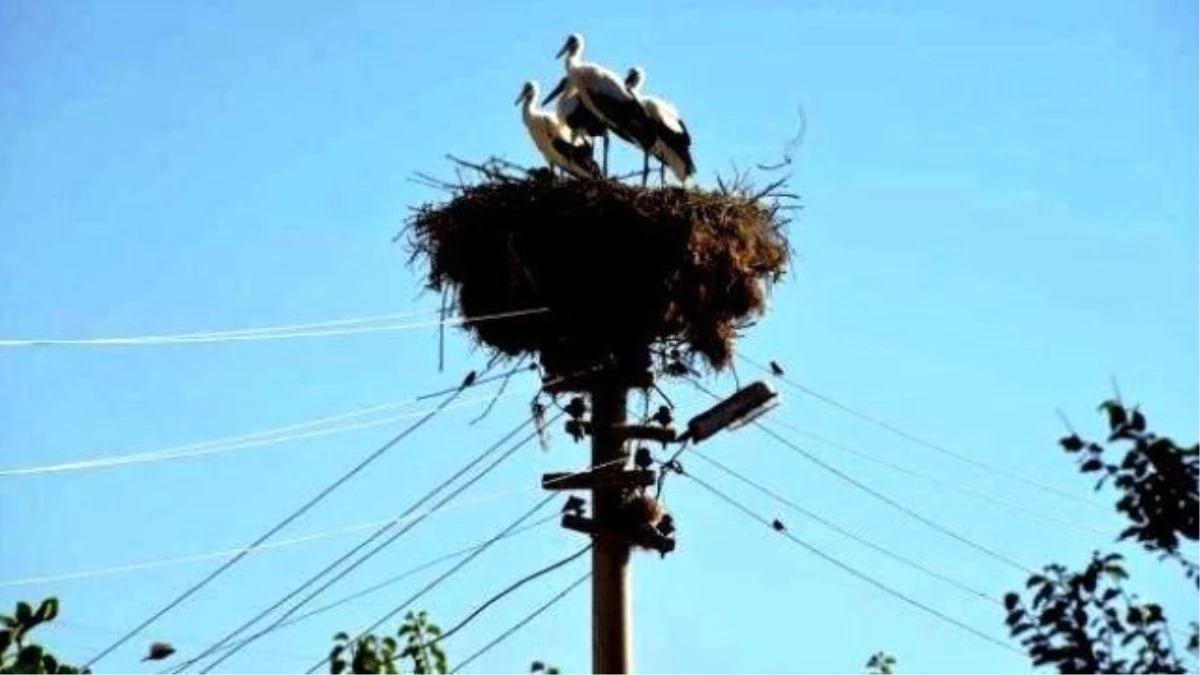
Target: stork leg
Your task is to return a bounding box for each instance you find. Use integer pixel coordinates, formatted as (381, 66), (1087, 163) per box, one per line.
(602, 133), (610, 178)
(659, 161), (666, 187)
(641, 152), (650, 188)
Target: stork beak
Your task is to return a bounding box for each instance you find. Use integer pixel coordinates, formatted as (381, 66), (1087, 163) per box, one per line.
(514, 91), (525, 106)
(542, 77), (566, 106)
(554, 41), (569, 59)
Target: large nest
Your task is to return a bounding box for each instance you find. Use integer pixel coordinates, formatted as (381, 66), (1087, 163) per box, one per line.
(404, 158), (795, 379)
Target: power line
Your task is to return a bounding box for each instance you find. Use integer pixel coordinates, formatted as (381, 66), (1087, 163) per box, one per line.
(303, 494), (559, 674)
(451, 572), (590, 674)
(688, 378), (1034, 575)
(1, 393), (517, 478)
(273, 514), (561, 630)
(50, 620), (313, 665)
(266, 457), (621, 638)
(738, 352), (1101, 508)
(688, 450), (998, 606)
(189, 414), (557, 673)
(82, 380), (472, 670)
(162, 514), (561, 670)
(761, 416), (1110, 538)
(683, 470), (1024, 657)
(0, 307), (549, 348)
(432, 545), (592, 647)
(0, 365), (535, 478)
(0, 488), (546, 589)
(13, 308), (438, 345)
(198, 431), (626, 673)
(757, 420), (1034, 574)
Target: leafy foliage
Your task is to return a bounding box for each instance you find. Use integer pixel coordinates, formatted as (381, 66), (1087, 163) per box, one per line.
(1058, 400), (1198, 580)
(0, 599), (86, 674)
(865, 651), (896, 674)
(330, 612), (446, 674)
(1003, 552), (1192, 673)
(1002, 399), (1200, 673)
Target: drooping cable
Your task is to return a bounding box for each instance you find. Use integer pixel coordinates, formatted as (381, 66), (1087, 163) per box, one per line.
(193, 414), (560, 672)
(83, 378), (473, 670)
(689, 450), (997, 605)
(450, 573), (590, 674)
(687, 377), (1034, 575)
(430, 545), (591, 647)
(738, 352), (1101, 508)
(302, 493), (559, 674)
(683, 469), (1023, 656)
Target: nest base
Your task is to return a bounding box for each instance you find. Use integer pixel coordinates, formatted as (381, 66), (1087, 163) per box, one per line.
(407, 162), (792, 380)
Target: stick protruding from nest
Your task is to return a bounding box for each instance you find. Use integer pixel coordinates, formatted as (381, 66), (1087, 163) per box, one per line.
(404, 157), (795, 380)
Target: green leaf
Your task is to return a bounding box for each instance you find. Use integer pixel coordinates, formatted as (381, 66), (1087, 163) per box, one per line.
(35, 599), (58, 625)
(1105, 563), (1129, 580)
(1059, 435), (1085, 452)
(1, 629), (11, 658)
(331, 657), (347, 674)
(1003, 592), (1020, 611)
(333, 631), (350, 643)
(14, 603), (33, 629)
(1100, 400), (1128, 430)
(42, 653), (59, 673)
(16, 644), (44, 671)
(1080, 458), (1104, 473)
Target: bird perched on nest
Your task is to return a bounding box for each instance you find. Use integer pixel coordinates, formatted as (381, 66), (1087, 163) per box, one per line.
(625, 66), (695, 186)
(544, 33), (658, 184)
(515, 80), (601, 180)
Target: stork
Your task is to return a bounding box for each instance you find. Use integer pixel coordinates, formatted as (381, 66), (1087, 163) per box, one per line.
(515, 80), (600, 180)
(552, 81), (613, 176)
(625, 66), (695, 185)
(543, 33), (657, 184)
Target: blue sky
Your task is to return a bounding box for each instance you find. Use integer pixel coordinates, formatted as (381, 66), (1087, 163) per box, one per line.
(1, 0), (1197, 673)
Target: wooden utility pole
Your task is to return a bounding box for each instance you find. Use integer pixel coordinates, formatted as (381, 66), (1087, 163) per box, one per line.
(541, 363), (675, 674)
(589, 383), (631, 674)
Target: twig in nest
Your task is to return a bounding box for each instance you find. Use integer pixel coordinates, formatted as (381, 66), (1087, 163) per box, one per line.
(751, 177), (792, 203)
(756, 101), (808, 172)
(437, 289), (449, 373)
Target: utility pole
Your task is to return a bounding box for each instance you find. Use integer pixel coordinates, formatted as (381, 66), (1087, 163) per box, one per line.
(541, 362), (676, 675)
(589, 382), (631, 674)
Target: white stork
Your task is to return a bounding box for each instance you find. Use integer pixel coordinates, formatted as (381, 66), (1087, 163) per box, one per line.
(542, 33), (658, 183)
(515, 80), (600, 180)
(625, 67), (695, 185)
(552, 80), (614, 176)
